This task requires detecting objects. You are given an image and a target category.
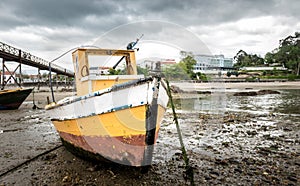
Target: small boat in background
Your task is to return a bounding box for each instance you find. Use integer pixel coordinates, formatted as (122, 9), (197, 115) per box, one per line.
(46, 48), (169, 166)
(0, 88), (33, 110)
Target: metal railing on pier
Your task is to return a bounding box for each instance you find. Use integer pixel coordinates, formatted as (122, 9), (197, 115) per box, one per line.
(0, 41), (74, 77)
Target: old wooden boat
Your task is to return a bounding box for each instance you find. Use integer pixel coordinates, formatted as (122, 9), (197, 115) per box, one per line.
(0, 88), (33, 110)
(45, 48), (169, 166)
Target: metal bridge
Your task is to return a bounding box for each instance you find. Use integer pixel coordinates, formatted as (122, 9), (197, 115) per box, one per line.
(0, 41), (74, 89)
(0, 41), (74, 77)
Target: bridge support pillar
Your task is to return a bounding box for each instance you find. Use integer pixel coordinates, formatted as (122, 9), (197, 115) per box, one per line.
(1, 59), (4, 90)
(37, 68), (41, 91)
(56, 73), (58, 90)
(19, 62), (22, 85)
(18, 49), (22, 86)
(1, 59), (22, 89)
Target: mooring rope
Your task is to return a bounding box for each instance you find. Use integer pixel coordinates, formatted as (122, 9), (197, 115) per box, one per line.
(165, 79), (195, 186)
(0, 145), (63, 178)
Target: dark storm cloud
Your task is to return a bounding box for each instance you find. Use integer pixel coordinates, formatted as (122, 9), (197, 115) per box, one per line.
(2, 0), (299, 31)
(0, 0), (299, 60)
(0, 0), (122, 29)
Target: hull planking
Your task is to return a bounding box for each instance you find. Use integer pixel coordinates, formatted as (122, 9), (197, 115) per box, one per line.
(0, 88), (33, 110)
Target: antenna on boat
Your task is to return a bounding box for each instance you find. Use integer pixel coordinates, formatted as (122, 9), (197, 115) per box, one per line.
(112, 34), (144, 69)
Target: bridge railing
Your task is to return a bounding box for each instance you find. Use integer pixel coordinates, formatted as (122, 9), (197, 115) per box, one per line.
(0, 41), (73, 76)
(0, 42), (19, 56)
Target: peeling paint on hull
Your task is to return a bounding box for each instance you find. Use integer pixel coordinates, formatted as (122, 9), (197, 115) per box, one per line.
(59, 130), (159, 166)
(51, 104), (165, 166)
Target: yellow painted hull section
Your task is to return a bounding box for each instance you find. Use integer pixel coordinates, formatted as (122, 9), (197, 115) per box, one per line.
(52, 105), (166, 138)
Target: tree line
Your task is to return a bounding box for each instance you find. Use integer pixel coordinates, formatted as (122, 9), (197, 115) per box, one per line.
(234, 32), (300, 75)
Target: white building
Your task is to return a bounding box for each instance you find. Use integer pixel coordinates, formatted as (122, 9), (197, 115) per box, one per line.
(241, 66), (287, 71)
(139, 59), (177, 70)
(193, 54), (233, 74)
(0, 71), (18, 84)
(89, 66), (110, 75)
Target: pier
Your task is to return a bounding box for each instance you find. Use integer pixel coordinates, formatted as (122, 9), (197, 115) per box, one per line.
(0, 41), (74, 89)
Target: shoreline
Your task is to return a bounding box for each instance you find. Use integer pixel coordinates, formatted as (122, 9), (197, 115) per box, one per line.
(172, 81), (300, 91)
(20, 82), (300, 108)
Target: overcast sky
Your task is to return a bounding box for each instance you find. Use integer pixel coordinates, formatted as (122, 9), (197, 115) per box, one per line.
(0, 0), (299, 72)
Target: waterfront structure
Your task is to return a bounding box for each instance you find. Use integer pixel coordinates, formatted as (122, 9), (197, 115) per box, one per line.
(193, 54), (233, 74)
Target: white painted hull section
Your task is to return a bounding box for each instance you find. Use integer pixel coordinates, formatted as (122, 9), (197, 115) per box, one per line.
(47, 79), (168, 121)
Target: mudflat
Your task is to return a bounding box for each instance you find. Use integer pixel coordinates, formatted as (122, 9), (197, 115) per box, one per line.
(0, 86), (299, 185)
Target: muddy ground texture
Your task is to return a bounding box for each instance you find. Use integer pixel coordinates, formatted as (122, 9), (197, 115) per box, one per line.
(0, 90), (299, 185)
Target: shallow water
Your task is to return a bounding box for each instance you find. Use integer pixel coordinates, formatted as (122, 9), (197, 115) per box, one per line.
(154, 89), (300, 164)
(174, 89), (300, 116)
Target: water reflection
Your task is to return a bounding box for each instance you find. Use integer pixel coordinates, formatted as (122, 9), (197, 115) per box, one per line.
(173, 89), (300, 116)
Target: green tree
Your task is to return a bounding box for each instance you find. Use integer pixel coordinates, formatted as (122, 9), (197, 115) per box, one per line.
(163, 64), (189, 80)
(234, 50), (264, 67)
(137, 66), (149, 76)
(42, 72), (48, 79)
(265, 52), (276, 65)
(226, 71), (231, 77)
(194, 72), (207, 81)
(178, 54), (197, 79)
(266, 32), (300, 75)
(22, 74), (30, 79)
(109, 68), (122, 75)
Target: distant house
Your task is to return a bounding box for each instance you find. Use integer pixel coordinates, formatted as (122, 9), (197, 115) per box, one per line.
(0, 71), (18, 84)
(193, 54), (233, 74)
(22, 74), (41, 83)
(139, 58), (177, 70)
(89, 66), (110, 75)
(160, 59), (177, 67)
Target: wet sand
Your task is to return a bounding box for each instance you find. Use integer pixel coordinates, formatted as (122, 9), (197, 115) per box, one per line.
(0, 84), (299, 185)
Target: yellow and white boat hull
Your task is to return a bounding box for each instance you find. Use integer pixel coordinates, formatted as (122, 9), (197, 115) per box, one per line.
(46, 77), (168, 166)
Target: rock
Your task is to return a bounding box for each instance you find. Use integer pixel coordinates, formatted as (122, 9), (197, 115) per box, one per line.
(210, 171), (220, 176)
(204, 175), (212, 180)
(263, 172), (269, 175)
(246, 130), (258, 136)
(283, 127), (293, 131)
(295, 162), (300, 166)
(108, 170), (116, 178)
(242, 157), (255, 165)
(42, 153), (57, 161)
(87, 167), (96, 172)
(209, 173), (218, 179)
(257, 90), (280, 95)
(228, 158), (240, 164)
(233, 92), (258, 96)
(62, 175), (71, 182)
(175, 152), (182, 156)
(233, 90), (280, 96)
(222, 142), (230, 147)
(215, 158), (229, 166)
(197, 91), (211, 94)
(234, 168), (243, 173)
(170, 85), (184, 93)
(287, 176), (297, 182)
